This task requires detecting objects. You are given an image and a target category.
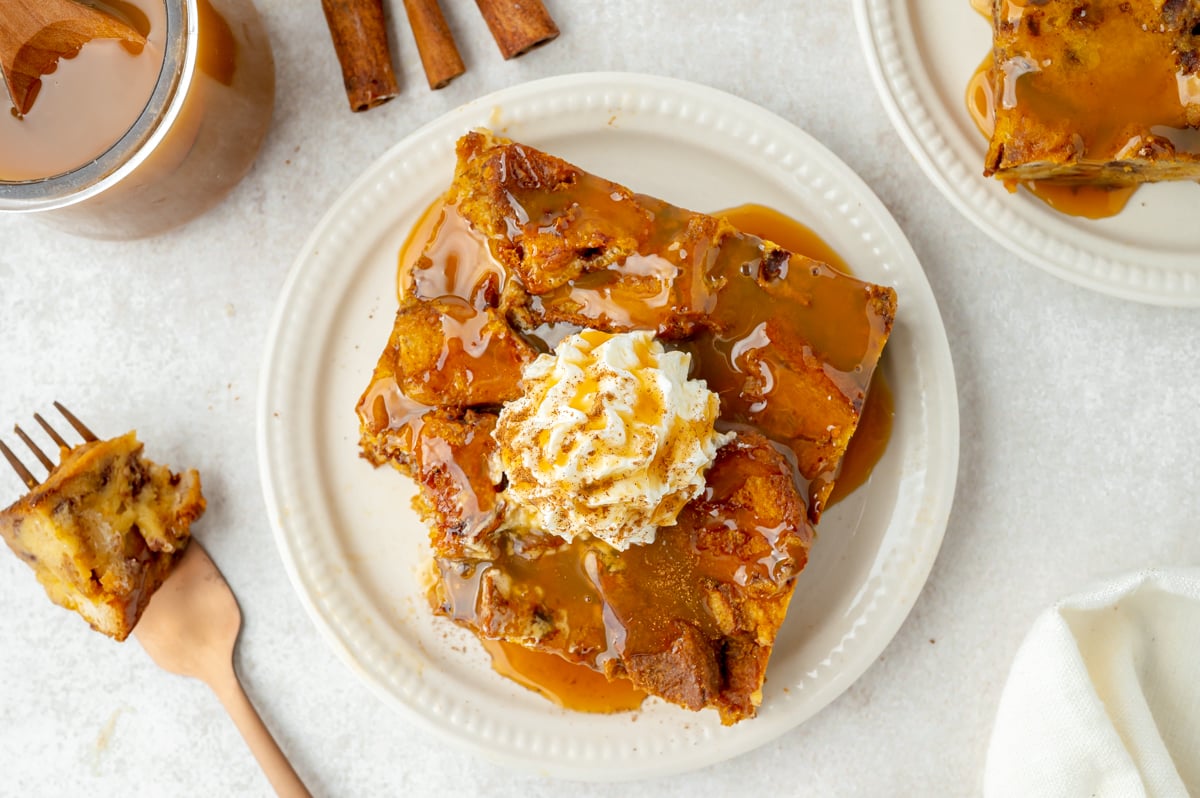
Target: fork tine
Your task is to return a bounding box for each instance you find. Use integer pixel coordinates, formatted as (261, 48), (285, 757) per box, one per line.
(34, 413), (69, 449)
(0, 439), (39, 489)
(13, 424), (54, 470)
(54, 402), (97, 443)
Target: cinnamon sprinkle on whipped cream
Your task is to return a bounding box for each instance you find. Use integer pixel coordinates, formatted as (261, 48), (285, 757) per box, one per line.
(493, 330), (733, 550)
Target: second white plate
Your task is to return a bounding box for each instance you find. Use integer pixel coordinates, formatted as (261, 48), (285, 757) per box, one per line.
(257, 72), (959, 780)
(855, 0), (1200, 305)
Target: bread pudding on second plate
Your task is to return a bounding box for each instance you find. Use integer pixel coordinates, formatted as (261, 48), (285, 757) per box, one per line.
(972, 0), (1200, 216)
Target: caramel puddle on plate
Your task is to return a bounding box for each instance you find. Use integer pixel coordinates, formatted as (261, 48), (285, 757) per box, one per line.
(482, 639), (647, 712)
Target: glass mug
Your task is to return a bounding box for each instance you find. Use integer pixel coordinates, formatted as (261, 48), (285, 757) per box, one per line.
(0, 0), (275, 239)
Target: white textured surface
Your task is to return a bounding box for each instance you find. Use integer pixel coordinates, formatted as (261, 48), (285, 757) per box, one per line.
(0, 2), (1197, 797)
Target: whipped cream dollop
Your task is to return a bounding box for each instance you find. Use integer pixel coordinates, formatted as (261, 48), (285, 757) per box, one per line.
(493, 329), (733, 550)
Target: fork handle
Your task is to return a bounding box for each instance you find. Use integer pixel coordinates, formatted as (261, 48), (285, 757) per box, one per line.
(209, 668), (313, 798)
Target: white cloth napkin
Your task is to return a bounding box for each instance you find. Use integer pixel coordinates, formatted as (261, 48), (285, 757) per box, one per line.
(984, 568), (1200, 798)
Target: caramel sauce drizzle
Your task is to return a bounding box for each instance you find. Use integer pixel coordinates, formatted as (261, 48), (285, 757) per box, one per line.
(718, 204), (893, 509)
(435, 435), (811, 710)
(967, 53), (1138, 218)
(367, 194), (893, 713)
(967, 0), (1200, 219)
(492, 162), (889, 515)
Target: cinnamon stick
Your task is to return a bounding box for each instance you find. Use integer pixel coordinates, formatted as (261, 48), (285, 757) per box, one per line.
(473, 0), (559, 59)
(402, 0), (465, 90)
(320, 0), (399, 112)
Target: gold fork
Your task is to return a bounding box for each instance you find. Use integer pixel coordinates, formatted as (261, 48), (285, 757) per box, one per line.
(0, 401), (98, 488)
(1, 404), (312, 798)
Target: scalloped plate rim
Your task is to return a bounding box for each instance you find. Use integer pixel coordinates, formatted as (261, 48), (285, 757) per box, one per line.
(257, 71), (959, 780)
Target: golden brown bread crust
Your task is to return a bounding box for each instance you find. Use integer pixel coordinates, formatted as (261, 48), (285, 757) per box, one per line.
(450, 132), (659, 297)
(381, 300), (537, 408)
(985, 0), (1200, 184)
(357, 131), (895, 723)
(0, 432), (205, 641)
(409, 409), (505, 559)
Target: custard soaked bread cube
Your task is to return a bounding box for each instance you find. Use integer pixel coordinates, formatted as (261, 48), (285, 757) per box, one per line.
(984, 0), (1200, 185)
(357, 131), (895, 723)
(0, 432), (205, 640)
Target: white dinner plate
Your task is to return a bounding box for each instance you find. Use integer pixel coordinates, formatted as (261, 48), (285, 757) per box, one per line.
(257, 72), (959, 781)
(855, 1), (1200, 305)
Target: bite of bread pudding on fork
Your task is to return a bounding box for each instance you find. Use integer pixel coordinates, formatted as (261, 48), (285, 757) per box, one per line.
(0, 404), (205, 641)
